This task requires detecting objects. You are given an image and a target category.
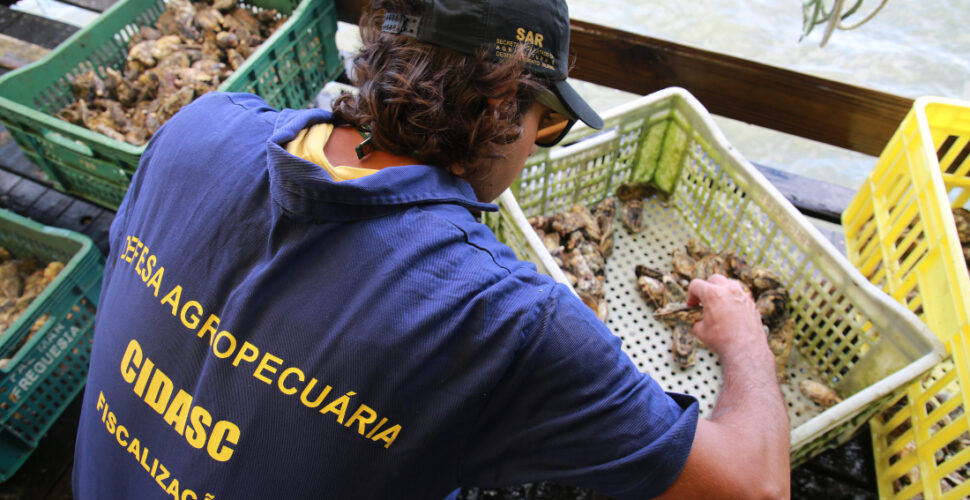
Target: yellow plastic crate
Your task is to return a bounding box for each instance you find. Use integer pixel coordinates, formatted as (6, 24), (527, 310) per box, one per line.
(843, 97), (970, 499)
(485, 87), (944, 467)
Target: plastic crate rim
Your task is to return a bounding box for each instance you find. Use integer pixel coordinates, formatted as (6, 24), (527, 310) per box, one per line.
(505, 86), (946, 446)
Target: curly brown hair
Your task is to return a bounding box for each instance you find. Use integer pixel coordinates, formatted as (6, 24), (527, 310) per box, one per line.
(331, 0), (547, 179)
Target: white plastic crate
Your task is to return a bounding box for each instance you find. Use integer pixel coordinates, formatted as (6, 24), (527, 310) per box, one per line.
(484, 87), (944, 466)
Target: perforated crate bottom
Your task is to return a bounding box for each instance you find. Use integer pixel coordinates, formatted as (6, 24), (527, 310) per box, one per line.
(601, 196), (830, 428)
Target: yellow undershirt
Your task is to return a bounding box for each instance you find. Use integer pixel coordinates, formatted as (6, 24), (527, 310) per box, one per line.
(285, 123), (377, 181)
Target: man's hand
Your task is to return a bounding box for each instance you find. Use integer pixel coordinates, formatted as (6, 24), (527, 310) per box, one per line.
(686, 274), (769, 360)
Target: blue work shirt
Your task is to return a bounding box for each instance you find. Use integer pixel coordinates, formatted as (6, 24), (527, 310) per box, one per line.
(73, 92), (698, 499)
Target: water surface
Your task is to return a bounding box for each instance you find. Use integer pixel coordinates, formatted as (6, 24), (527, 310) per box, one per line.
(567, 0), (970, 189)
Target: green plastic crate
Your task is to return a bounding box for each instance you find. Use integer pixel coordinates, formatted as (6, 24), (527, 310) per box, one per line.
(484, 87), (945, 467)
(0, 208), (103, 481)
(0, 0), (342, 210)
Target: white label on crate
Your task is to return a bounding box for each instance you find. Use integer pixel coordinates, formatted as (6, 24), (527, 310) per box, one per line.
(9, 323), (84, 403)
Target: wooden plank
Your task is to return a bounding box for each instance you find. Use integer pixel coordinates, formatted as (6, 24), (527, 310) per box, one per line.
(0, 33), (48, 70)
(567, 21), (910, 157)
(0, 6), (78, 50)
(0, 167), (19, 193)
(56, 0), (116, 13)
(0, 126), (52, 184)
(4, 175), (46, 213)
(333, 0), (911, 157)
(753, 164), (854, 223)
(27, 188), (74, 227)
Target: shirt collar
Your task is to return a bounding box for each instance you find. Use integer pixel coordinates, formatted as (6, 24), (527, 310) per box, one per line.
(266, 107), (497, 221)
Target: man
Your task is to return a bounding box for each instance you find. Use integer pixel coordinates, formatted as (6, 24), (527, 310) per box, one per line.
(74, 0), (789, 498)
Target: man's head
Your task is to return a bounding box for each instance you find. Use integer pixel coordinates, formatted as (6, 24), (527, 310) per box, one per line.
(378, 0), (603, 132)
(332, 0), (602, 195)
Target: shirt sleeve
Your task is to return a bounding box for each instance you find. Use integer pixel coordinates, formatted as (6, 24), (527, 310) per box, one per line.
(458, 284), (698, 499)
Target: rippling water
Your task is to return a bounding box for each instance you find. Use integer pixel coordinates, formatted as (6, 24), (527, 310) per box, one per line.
(566, 0), (970, 188)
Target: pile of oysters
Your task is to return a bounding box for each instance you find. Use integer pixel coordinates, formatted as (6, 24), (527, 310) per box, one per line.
(634, 238), (842, 408)
(57, 0), (287, 146)
(633, 239), (793, 372)
(0, 248), (64, 367)
(605, 180), (840, 408)
(528, 198), (616, 322)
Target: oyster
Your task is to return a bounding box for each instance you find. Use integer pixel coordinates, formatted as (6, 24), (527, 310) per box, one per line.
(195, 6), (225, 33)
(756, 288), (791, 330)
(661, 273), (687, 304)
(685, 238), (712, 259)
(767, 318), (794, 382)
(672, 322), (698, 368)
(670, 248), (695, 280)
(634, 264), (663, 281)
(615, 182), (656, 202)
(691, 252), (729, 280)
(619, 199), (644, 233)
(654, 302), (703, 324)
(635, 274), (666, 309)
(541, 231), (560, 252)
(593, 197), (616, 257)
(799, 379), (842, 408)
(0, 261), (22, 299)
(565, 230), (584, 251)
(550, 212), (586, 237)
(570, 202), (601, 242)
(743, 267), (785, 296)
(213, 0), (238, 11)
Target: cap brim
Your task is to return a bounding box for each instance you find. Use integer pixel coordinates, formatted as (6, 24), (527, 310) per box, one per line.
(553, 80), (604, 130)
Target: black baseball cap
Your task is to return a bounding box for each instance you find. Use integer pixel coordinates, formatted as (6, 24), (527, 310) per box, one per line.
(378, 0), (604, 130)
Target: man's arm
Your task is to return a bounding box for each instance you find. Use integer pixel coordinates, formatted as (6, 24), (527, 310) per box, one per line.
(658, 274), (791, 499)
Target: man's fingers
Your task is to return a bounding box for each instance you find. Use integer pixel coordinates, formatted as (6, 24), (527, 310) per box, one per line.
(691, 319), (706, 337)
(687, 278), (714, 306)
(707, 273), (730, 284)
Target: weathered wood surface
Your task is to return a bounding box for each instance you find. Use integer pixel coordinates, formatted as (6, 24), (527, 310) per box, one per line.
(0, 6), (78, 51)
(0, 33), (49, 71)
(55, 0), (116, 13)
(335, 0), (911, 157)
(754, 163), (854, 224)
